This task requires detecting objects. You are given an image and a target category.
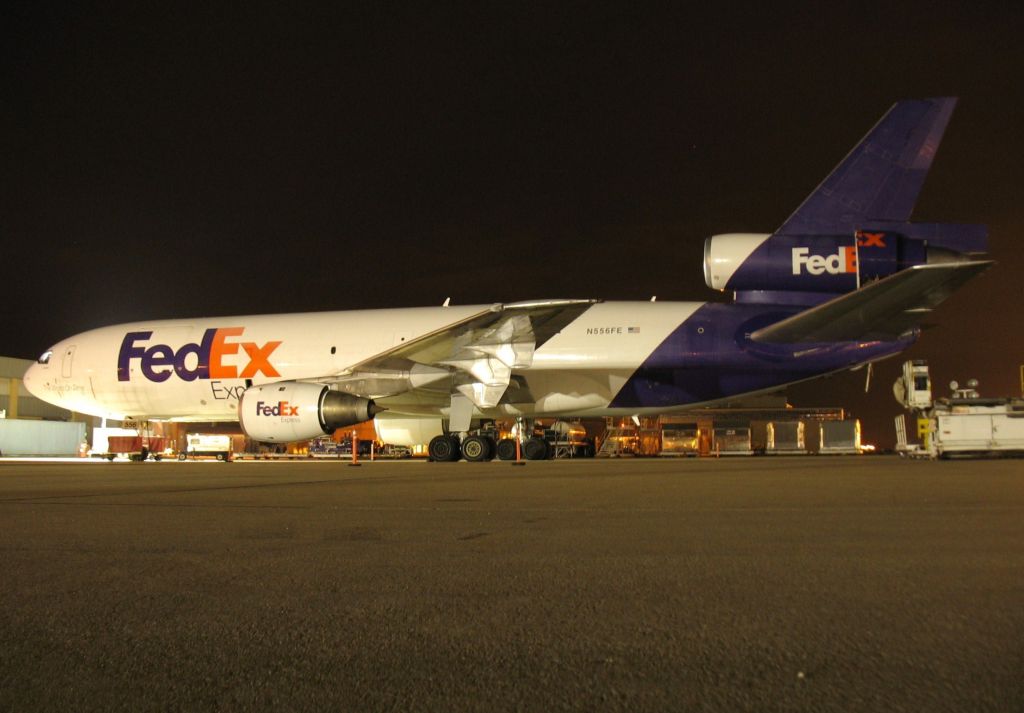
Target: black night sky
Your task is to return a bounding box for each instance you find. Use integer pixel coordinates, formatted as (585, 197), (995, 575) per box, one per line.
(3, 3), (1023, 445)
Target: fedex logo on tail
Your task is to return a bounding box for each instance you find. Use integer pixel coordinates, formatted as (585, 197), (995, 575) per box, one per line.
(118, 328), (282, 382)
(791, 246), (857, 276)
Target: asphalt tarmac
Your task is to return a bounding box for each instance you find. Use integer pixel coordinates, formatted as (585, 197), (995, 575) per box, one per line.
(0, 456), (1022, 712)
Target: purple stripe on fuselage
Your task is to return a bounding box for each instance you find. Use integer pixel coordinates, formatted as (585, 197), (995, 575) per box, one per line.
(608, 303), (914, 409)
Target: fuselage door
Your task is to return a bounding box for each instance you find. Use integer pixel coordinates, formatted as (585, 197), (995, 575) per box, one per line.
(62, 345), (76, 379)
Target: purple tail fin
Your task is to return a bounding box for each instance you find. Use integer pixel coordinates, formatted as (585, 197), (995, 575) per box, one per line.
(708, 99), (988, 300)
(778, 98), (957, 236)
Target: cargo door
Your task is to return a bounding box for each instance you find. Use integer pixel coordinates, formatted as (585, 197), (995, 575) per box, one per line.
(62, 345), (76, 378)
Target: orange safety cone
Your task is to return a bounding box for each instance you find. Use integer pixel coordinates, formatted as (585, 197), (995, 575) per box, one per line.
(348, 429), (361, 467)
(512, 436), (525, 467)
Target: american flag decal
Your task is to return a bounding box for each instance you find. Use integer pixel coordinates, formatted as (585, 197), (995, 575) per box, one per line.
(627, 327), (640, 334)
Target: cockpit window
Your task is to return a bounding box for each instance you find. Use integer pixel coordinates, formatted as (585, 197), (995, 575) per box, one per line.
(37, 350), (53, 365)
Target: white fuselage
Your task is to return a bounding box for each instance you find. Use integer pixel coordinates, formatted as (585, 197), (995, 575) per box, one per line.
(24, 301), (705, 422)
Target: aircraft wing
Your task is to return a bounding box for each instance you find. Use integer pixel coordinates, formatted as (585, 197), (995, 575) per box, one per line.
(749, 261), (992, 344)
(326, 299), (598, 409)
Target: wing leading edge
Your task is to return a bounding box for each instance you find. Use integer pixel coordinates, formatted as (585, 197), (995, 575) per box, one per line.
(327, 299), (599, 408)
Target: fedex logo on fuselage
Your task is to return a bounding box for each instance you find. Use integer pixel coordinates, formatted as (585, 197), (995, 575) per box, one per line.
(117, 327), (282, 382)
(791, 246), (857, 276)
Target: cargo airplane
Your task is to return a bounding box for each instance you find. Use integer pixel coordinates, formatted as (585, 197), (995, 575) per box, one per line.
(24, 98), (991, 460)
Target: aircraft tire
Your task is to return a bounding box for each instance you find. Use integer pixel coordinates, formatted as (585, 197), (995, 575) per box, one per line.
(461, 435), (490, 462)
(524, 437), (550, 461)
(429, 435), (460, 462)
(495, 438), (518, 461)
(448, 435), (463, 461)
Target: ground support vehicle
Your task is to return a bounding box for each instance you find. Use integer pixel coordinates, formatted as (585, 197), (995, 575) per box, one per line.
(103, 436), (168, 461)
(178, 433), (233, 461)
(893, 360), (1024, 458)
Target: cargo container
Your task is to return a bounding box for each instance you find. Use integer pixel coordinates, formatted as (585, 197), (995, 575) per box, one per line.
(660, 427), (699, 456)
(766, 421), (805, 454)
(713, 427), (753, 455)
(817, 420), (862, 454)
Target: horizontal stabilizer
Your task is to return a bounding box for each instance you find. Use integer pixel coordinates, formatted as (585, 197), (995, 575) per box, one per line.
(750, 261), (992, 343)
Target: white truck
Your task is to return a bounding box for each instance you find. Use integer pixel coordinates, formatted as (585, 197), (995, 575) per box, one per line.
(179, 433), (233, 461)
(894, 360), (1024, 458)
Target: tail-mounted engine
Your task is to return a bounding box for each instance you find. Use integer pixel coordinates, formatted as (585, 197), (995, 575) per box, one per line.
(239, 381), (380, 442)
(704, 231), (965, 293)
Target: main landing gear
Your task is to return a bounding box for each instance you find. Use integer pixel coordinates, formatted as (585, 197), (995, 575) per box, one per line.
(428, 434), (464, 462)
(427, 433), (553, 462)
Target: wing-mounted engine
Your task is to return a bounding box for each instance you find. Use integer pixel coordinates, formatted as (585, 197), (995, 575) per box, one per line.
(239, 381), (381, 442)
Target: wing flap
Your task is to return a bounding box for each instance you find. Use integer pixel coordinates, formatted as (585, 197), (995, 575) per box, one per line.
(331, 299), (598, 407)
(750, 261), (992, 343)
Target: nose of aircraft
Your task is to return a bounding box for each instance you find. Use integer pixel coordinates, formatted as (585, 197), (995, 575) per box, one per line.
(23, 362), (40, 399)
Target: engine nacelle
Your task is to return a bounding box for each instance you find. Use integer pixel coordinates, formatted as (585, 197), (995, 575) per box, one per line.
(239, 381), (380, 443)
(704, 231), (936, 293)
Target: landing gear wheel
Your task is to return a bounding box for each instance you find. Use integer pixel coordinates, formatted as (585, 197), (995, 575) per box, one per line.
(524, 437), (550, 461)
(429, 435), (461, 462)
(495, 438), (518, 461)
(177, 453), (187, 461)
(461, 435), (491, 462)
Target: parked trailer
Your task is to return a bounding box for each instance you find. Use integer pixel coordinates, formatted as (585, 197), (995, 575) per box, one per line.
(103, 436), (168, 461)
(0, 420), (85, 456)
